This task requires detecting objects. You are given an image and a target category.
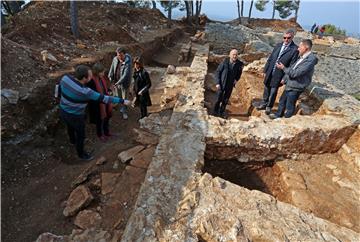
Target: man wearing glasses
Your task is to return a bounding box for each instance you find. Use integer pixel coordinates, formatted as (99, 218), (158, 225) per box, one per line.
(257, 29), (299, 115)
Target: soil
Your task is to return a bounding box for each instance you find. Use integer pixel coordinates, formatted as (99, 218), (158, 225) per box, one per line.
(204, 62), (323, 120)
(1, 64), (170, 241)
(1, 1), (336, 240)
(203, 152), (360, 233)
(1, 2), (193, 241)
(246, 17), (303, 32)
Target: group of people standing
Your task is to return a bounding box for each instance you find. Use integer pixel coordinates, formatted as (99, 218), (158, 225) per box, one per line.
(214, 28), (318, 120)
(59, 48), (152, 161)
(311, 23), (326, 38)
(59, 29), (318, 161)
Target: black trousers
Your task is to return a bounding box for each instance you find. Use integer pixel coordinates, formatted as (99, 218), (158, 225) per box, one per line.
(262, 84), (279, 108)
(96, 117), (110, 137)
(140, 102), (148, 119)
(214, 87), (233, 115)
(60, 109), (86, 157)
(275, 90), (302, 118)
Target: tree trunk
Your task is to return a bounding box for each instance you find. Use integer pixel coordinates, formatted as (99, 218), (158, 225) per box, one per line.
(240, 0), (244, 17)
(195, 0), (202, 27)
(237, 0), (241, 23)
(184, 1), (191, 23)
(70, 0), (79, 39)
(272, 0), (276, 19)
(152, 0), (156, 9)
(1, 10), (6, 26)
(197, 0), (202, 15)
(248, 0), (254, 19)
(190, 0), (194, 16)
(294, 0), (300, 22)
(2, 1), (13, 15)
(167, 5), (172, 28)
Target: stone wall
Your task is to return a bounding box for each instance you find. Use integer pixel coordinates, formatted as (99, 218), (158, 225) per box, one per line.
(206, 115), (356, 161)
(205, 22), (272, 54)
(121, 43), (359, 241)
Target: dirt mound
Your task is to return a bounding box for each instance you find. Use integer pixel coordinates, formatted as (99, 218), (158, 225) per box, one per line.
(1, 1), (172, 140)
(1, 38), (46, 89)
(247, 17), (303, 32)
(2, 1), (167, 49)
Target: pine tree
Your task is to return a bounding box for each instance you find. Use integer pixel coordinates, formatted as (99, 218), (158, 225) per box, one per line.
(70, 0), (79, 39)
(160, 0), (180, 28)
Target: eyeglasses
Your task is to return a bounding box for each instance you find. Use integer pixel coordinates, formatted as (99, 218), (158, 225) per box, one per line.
(283, 37), (292, 40)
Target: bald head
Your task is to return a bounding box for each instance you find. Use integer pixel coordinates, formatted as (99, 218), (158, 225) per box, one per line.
(229, 49), (238, 63)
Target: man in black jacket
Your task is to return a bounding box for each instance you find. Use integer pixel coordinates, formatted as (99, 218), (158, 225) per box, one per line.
(257, 29), (299, 115)
(214, 49), (244, 118)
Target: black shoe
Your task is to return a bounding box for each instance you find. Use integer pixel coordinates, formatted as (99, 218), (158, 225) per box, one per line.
(265, 107), (272, 115)
(79, 152), (94, 161)
(219, 112), (227, 119)
(256, 104), (266, 110)
(269, 113), (280, 120)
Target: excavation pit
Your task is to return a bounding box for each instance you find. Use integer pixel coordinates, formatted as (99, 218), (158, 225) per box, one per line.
(202, 159), (278, 195)
(204, 62), (324, 120)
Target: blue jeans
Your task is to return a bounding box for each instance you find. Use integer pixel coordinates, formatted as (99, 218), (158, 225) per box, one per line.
(118, 85), (129, 114)
(275, 90), (301, 118)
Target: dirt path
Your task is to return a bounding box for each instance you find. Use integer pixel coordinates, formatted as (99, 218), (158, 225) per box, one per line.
(1, 103), (141, 242)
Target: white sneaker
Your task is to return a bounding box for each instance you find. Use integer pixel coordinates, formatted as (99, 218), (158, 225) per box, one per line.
(122, 113), (128, 120)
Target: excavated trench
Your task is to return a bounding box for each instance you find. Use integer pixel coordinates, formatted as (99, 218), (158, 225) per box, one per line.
(203, 57), (359, 233)
(202, 159), (278, 194)
(204, 62), (323, 120)
(203, 147), (359, 233)
(110, 38), (360, 241)
(2, 28), (197, 242)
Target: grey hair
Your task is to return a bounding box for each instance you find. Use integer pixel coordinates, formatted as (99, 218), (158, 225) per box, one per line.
(284, 28), (296, 36)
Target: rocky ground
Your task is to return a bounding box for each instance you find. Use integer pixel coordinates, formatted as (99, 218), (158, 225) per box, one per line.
(1, 2), (195, 242)
(2, 2), (360, 241)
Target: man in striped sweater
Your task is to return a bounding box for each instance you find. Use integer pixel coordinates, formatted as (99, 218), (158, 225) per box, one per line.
(60, 65), (131, 161)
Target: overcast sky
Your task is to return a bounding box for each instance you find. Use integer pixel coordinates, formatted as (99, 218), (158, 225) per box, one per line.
(170, 0), (360, 36)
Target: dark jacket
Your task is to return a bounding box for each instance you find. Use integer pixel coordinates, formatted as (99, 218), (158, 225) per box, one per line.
(216, 57), (244, 91)
(283, 52), (318, 92)
(263, 41), (299, 87)
(133, 68), (152, 107)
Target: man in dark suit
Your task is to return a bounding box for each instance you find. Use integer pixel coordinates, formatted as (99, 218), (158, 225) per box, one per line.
(270, 39), (318, 119)
(214, 49), (244, 118)
(257, 29), (299, 115)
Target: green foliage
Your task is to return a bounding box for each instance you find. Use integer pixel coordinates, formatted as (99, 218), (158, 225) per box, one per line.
(274, 0), (297, 19)
(352, 93), (360, 101)
(125, 0), (151, 8)
(160, 0), (181, 11)
(255, 0), (269, 11)
(322, 24), (346, 36)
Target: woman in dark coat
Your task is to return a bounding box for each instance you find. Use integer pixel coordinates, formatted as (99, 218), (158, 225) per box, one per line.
(87, 63), (113, 141)
(133, 56), (152, 119)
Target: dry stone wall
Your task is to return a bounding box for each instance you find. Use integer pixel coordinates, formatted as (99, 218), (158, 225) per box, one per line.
(121, 43), (359, 241)
(205, 115), (356, 161)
